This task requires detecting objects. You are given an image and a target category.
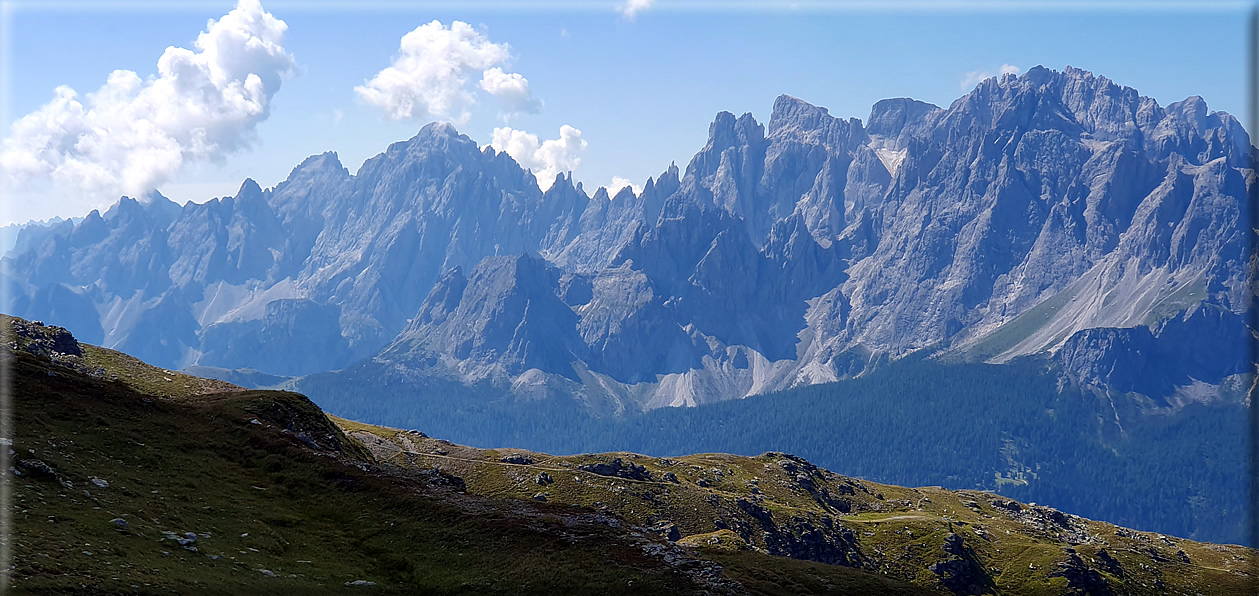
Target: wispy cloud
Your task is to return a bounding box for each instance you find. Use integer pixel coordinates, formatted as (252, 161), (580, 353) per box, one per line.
(960, 63), (1021, 90)
(0, 0), (295, 210)
(617, 0), (656, 20)
(490, 125), (586, 191)
(356, 20), (539, 123)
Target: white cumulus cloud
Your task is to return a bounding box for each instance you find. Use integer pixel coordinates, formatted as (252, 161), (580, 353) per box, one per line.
(618, 0), (656, 20)
(960, 64), (1021, 90)
(357, 20), (538, 123)
(0, 0), (294, 210)
(607, 176), (642, 196)
(490, 125), (586, 191)
(479, 67), (541, 116)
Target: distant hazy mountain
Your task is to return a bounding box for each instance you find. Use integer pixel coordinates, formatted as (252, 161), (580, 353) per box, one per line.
(5, 65), (1252, 408)
(0, 216), (80, 258)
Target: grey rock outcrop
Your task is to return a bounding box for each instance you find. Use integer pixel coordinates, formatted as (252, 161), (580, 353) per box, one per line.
(4, 66), (1251, 414)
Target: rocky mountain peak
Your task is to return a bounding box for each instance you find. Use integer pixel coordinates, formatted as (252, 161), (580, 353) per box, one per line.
(1166, 95), (1208, 127)
(865, 97), (939, 140)
(542, 171), (587, 203)
(640, 163), (681, 203)
(138, 189), (174, 205)
(6, 68), (1251, 417)
(418, 120), (461, 140)
(385, 252), (587, 381)
(768, 94), (835, 135)
(704, 111), (765, 156)
(102, 193), (179, 228)
(662, 162), (681, 185)
(611, 185), (637, 201)
(103, 196), (138, 220)
(379, 121), (480, 164)
(235, 178), (264, 202)
(287, 151), (346, 180)
(944, 64), (1163, 144)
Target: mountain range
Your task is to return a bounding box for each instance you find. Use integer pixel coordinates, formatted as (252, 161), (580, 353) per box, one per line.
(5, 66), (1254, 545)
(6, 65), (1252, 413)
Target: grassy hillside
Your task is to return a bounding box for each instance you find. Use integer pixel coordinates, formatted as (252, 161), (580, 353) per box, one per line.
(8, 315), (1255, 594)
(336, 416), (1256, 595)
(7, 316), (933, 595)
(297, 354), (1249, 545)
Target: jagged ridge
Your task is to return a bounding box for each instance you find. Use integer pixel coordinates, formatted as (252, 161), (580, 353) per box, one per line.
(3, 65), (1252, 412)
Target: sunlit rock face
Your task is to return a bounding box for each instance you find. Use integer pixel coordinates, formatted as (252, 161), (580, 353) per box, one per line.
(6, 66), (1252, 411)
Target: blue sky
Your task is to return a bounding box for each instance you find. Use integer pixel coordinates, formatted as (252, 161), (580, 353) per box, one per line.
(0, 0), (1251, 225)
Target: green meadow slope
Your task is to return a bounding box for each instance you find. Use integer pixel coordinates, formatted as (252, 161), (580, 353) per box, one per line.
(341, 417), (1256, 595)
(5, 316), (926, 595)
(7, 315), (1254, 594)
